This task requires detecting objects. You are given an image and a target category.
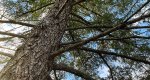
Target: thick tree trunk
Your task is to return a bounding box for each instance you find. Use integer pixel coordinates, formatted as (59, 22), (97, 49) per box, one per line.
(0, 0), (72, 80)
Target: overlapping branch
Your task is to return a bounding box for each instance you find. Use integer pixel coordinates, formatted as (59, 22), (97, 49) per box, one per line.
(51, 12), (150, 58)
(124, 0), (150, 22)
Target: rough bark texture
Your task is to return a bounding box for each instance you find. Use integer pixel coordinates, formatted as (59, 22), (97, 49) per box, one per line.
(0, 0), (72, 80)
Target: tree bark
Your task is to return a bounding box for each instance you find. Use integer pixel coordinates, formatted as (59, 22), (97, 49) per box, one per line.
(0, 0), (72, 80)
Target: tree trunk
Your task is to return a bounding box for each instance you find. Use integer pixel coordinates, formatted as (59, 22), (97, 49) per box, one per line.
(0, 0), (72, 80)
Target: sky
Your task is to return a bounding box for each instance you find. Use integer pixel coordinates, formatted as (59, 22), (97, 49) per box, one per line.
(0, 0), (150, 80)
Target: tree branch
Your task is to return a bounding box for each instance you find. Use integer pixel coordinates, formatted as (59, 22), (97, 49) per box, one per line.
(18, 2), (54, 17)
(0, 31), (25, 38)
(125, 26), (150, 30)
(74, 0), (86, 5)
(71, 13), (91, 25)
(0, 37), (13, 41)
(79, 4), (102, 17)
(124, 0), (138, 20)
(65, 25), (112, 31)
(79, 47), (150, 65)
(65, 26), (150, 31)
(124, 0), (150, 22)
(99, 55), (114, 80)
(53, 63), (95, 80)
(55, 0), (69, 17)
(126, 12), (150, 24)
(0, 20), (36, 27)
(98, 36), (150, 40)
(0, 51), (13, 58)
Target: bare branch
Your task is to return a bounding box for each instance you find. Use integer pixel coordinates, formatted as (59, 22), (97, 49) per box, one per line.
(98, 36), (150, 40)
(79, 4), (102, 17)
(65, 25), (112, 31)
(126, 12), (150, 24)
(0, 31), (25, 38)
(66, 26), (150, 31)
(55, 0), (69, 17)
(18, 2), (54, 17)
(0, 20), (36, 27)
(124, 0), (150, 22)
(74, 0), (86, 5)
(0, 51), (13, 58)
(0, 37), (13, 41)
(71, 13), (91, 25)
(53, 63), (95, 80)
(124, 0), (139, 20)
(125, 26), (150, 30)
(99, 55), (114, 80)
(80, 47), (150, 65)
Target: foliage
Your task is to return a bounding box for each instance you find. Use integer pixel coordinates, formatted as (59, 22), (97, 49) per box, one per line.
(0, 0), (150, 80)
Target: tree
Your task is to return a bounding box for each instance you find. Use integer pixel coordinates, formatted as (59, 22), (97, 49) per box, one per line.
(0, 0), (150, 80)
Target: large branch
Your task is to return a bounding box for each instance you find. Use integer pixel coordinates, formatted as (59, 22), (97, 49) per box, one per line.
(65, 25), (112, 31)
(65, 26), (150, 31)
(80, 47), (150, 65)
(0, 20), (36, 27)
(62, 35), (146, 45)
(0, 37), (13, 41)
(0, 51), (13, 58)
(0, 31), (25, 38)
(53, 63), (95, 80)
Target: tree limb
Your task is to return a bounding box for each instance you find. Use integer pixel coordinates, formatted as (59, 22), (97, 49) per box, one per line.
(0, 31), (25, 38)
(53, 63), (95, 80)
(0, 37), (13, 41)
(99, 54), (114, 80)
(124, 0), (150, 22)
(98, 36), (150, 40)
(74, 0), (86, 5)
(79, 47), (150, 65)
(126, 12), (150, 24)
(65, 26), (150, 31)
(0, 51), (13, 58)
(55, 0), (69, 17)
(0, 20), (36, 27)
(18, 2), (54, 17)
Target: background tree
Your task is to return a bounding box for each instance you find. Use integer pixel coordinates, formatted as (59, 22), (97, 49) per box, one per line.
(0, 0), (150, 80)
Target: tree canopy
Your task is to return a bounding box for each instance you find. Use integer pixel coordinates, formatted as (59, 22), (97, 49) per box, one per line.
(0, 0), (150, 80)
